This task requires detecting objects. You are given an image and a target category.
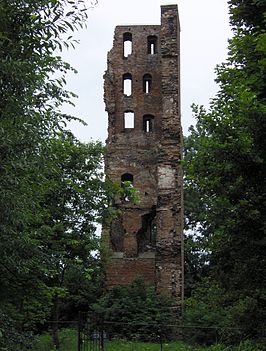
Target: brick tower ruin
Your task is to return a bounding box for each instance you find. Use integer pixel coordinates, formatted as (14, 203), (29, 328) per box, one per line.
(103, 5), (183, 305)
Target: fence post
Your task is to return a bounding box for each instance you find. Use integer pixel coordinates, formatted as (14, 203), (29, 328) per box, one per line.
(78, 311), (83, 351)
(160, 329), (163, 351)
(100, 328), (104, 351)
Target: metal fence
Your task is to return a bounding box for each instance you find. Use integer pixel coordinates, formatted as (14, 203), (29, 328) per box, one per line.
(77, 312), (236, 351)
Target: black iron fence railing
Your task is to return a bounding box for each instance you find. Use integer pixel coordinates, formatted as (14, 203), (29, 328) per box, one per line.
(77, 312), (246, 351)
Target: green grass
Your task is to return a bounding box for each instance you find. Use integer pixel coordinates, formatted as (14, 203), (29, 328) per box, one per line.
(105, 339), (204, 351)
(32, 335), (202, 351)
(105, 340), (263, 351)
(32, 328), (77, 351)
(32, 330), (205, 351)
(32, 329), (263, 351)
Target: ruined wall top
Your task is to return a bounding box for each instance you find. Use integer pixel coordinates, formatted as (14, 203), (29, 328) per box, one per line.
(104, 4), (181, 143)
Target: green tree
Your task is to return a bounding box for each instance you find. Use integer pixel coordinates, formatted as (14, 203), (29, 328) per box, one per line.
(34, 133), (107, 348)
(183, 0), (266, 344)
(183, 136), (211, 298)
(0, 1), (100, 349)
(92, 279), (176, 342)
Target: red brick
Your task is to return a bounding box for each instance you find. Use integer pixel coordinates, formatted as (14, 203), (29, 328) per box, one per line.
(103, 5), (184, 306)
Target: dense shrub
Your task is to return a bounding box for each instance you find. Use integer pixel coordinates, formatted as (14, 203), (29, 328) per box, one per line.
(92, 279), (177, 341)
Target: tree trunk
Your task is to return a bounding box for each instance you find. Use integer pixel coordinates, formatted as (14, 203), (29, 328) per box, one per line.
(52, 295), (60, 349)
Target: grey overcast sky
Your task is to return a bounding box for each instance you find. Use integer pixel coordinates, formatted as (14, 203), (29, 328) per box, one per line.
(62, 0), (232, 142)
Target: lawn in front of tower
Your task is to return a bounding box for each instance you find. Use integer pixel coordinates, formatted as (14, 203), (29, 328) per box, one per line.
(32, 328), (231, 351)
(105, 339), (211, 351)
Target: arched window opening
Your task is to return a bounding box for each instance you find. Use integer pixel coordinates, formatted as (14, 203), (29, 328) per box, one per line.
(121, 173), (134, 202)
(143, 74), (152, 94)
(143, 115), (154, 133)
(123, 32), (132, 57)
(124, 111), (134, 129)
(147, 36), (157, 55)
(123, 73), (132, 96)
(121, 173), (133, 184)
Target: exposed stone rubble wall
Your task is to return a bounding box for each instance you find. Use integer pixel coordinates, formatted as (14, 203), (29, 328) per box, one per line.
(103, 5), (184, 308)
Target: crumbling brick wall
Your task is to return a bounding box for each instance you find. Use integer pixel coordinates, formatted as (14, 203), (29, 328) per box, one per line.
(103, 5), (183, 307)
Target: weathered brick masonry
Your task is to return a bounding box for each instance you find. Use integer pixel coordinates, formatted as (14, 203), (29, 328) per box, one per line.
(103, 5), (184, 306)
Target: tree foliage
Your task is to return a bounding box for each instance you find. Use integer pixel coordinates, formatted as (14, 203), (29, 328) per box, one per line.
(183, 0), (266, 345)
(0, 1), (110, 350)
(92, 279), (176, 342)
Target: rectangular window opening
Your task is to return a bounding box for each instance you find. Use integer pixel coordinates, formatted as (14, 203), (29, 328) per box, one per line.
(124, 112), (134, 129)
(124, 41), (132, 57)
(150, 43), (155, 55)
(145, 120), (151, 132)
(124, 79), (132, 96)
(145, 81), (150, 94)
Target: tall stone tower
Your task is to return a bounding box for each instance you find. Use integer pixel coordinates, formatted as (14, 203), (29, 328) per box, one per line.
(103, 5), (183, 306)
